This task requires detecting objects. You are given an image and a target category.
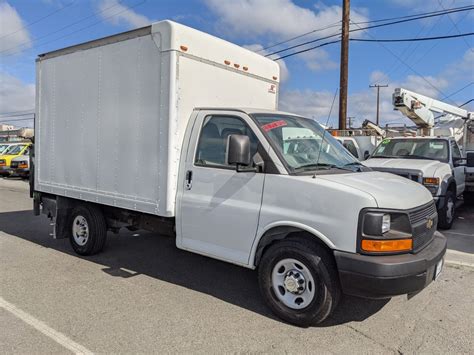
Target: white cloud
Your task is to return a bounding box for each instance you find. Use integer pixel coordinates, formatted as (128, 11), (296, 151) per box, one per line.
(98, 0), (152, 28)
(204, 0), (369, 72)
(0, 72), (35, 126)
(0, 2), (32, 55)
(279, 89), (338, 123)
(243, 43), (289, 82)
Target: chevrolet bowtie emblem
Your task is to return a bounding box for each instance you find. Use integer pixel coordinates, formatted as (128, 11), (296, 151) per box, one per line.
(426, 218), (434, 229)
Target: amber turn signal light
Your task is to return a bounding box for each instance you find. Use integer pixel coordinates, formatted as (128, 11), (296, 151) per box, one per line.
(423, 177), (439, 185)
(361, 239), (412, 252)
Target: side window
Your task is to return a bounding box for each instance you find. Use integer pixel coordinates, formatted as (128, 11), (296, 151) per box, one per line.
(451, 140), (461, 159)
(195, 115), (259, 168)
(343, 140), (359, 158)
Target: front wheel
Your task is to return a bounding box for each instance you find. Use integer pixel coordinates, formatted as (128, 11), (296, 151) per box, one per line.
(69, 204), (107, 255)
(258, 239), (341, 327)
(438, 190), (456, 230)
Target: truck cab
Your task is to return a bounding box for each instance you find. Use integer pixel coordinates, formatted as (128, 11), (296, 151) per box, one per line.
(364, 136), (465, 229)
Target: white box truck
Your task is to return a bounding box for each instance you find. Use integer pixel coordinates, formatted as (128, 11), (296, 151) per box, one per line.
(33, 20), (446, 326)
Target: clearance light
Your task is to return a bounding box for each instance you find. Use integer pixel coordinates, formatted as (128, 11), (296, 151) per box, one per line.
(224, 60), (231, 65)
(234, 63), (240, 68)
(423, 177), (439, 185)
(243, 66), (248, 71)
(180, 45), (188, 52)
(361, 239), (412, 253)
(272, 76), (278, 80)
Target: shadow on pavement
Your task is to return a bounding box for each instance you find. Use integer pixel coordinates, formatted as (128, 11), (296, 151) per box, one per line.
(443, 203), (474, 254)
(0, 209), (389, 326)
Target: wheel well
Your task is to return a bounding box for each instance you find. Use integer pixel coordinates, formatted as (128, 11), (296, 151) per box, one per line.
(254, 227), (334, 267)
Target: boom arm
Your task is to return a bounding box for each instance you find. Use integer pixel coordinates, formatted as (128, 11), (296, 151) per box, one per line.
(392, 87), (472, 137)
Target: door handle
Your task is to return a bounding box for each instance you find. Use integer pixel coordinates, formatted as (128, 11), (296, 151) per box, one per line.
(185, 170), (193, 190)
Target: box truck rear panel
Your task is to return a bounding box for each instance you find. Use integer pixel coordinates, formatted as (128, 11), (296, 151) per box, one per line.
(36, 21), (279, 217)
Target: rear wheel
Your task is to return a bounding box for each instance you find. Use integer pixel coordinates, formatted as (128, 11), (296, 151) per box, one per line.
(69, 204), (107, 255)
(438, 189), (456, 230)
(258, 239), (341, 327)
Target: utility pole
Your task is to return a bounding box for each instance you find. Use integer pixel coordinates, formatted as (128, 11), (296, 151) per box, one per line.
(347, 116), (355, 129)
(338, 0), (350, 130)
(369, 84), (388, 126)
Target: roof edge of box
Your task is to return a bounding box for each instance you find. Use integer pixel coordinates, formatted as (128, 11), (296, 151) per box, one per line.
(37, 25), (152, 61)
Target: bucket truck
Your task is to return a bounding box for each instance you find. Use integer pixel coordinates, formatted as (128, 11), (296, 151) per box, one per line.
(364, 87), (474, 229)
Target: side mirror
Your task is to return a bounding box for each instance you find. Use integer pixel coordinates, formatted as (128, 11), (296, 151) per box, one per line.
(228, 134), (251, 169)
(467, 152), (474, 168)
(453, 156), (466, 167)
(363, 150), (370, 160)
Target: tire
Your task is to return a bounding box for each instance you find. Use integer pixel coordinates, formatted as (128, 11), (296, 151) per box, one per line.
(258, 238), (341, 327)
(438, 189), (456, 230)
(68, 204), (107, 255)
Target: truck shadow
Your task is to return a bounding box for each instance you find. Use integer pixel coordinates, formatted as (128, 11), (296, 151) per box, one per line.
(0, 209), (389, 326)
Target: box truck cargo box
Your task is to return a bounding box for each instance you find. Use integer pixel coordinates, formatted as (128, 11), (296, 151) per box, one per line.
(36, 20), (279, 216)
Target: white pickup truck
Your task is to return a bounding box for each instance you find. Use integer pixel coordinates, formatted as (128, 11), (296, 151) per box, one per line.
(364, 136), (469, 229)
(32, 20), (446, 326)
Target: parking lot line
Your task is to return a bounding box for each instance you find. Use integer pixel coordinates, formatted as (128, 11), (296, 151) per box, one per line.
(0, 297), (93, 355)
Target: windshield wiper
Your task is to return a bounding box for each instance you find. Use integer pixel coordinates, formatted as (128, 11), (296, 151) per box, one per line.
(294, 163), (352, 172)
(370, 155), (395, 158)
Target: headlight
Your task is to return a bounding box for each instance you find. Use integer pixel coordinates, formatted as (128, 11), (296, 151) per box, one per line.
(360, 210), (412, 254)
(363, 212), (391, 235)
(0, 159), (5, 166)
(423, 177), (439, 185)
(382, 214), (391, 234)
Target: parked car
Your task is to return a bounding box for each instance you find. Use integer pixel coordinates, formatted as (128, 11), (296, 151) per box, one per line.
(32, 20), (446, 327)
(0, 143), (31, 177)
(10, 154), (30, 178)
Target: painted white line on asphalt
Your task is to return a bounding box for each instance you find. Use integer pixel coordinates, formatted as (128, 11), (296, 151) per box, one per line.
(0, 297), (93, 355)
(444, 231), (474, 237)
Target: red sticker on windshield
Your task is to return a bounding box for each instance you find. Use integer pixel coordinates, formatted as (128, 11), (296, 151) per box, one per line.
(262, 120), (287, 132)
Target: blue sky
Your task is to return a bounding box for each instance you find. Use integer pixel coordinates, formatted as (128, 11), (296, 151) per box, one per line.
(1, 0), (473, 128)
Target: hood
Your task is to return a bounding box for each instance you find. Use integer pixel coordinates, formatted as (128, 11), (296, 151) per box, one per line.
(317, 171), (433, 209)
(363, 158), (445, 176)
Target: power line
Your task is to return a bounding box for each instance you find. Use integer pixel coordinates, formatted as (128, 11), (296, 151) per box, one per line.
(257, 22), (341, 53)
(274, 32), (474, 61)
(350, 32), (474, 43)
(1, 0), (146, 56)
(352, 5), (473, 24)
(265, 5), (474, 57)
(441, 82), (474, 100)
(274, 40), (340, 61)
(348, 20), (453, 103)
(0, 117), (34, 123)
(437, 0), (473, 52)
(0, 112), (35, 119)
(0, 1), (75, 40)
(0, 109), (35, 116)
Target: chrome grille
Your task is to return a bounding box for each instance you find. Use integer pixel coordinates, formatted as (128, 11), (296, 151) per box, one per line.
(409, 202), (437, 252)
(409, 202), (437, 225)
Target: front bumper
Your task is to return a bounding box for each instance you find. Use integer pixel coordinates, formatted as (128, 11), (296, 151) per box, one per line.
(335, 231), (447, 299)
(0, 166), (12, 176)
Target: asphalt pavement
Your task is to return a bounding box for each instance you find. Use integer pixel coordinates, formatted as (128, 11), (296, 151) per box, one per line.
(1, 178), (473, 354)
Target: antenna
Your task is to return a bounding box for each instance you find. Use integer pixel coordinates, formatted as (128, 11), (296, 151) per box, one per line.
(315, 88), (339, 169)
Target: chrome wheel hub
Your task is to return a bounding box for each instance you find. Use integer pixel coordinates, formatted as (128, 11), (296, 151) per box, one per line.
(272, 258), (316, 310)
(283, 270), (306, 294)
(72, 216), (89, 246)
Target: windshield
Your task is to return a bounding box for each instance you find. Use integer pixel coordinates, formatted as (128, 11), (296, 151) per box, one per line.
(253, 114), (358, 173)
(0, 144), (10, 154)
(372, 138), (448, 162)
(4, 144), (27, 155)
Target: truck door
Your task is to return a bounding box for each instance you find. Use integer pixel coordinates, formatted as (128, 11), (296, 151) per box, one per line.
(451, 140), (465, 195)
(176, 111), (266, 266)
